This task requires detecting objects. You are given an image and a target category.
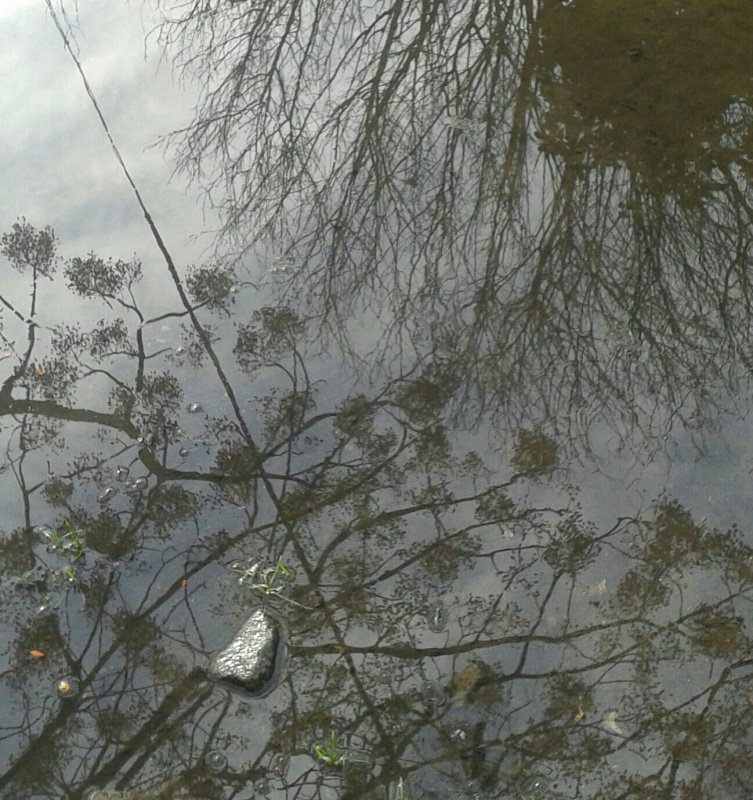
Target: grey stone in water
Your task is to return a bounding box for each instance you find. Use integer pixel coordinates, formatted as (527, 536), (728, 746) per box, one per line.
(208, 609), (279, 694)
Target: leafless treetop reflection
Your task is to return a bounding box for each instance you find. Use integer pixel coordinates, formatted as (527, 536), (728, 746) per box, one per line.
(153, 0), (753, 452)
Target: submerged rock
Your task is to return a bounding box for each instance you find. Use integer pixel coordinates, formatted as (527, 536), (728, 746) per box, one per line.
(208, 609), (279, 694)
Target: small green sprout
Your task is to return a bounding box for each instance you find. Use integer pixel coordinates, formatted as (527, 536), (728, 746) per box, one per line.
(392, 777), (406, 800)
(249, 558), (289, 594)
(40, 519), (84, 561)
(237, 558), (315, 610)
(312, 731), (343, 767)
(311, 731), (370, 770)
(62, 519), (84, 560)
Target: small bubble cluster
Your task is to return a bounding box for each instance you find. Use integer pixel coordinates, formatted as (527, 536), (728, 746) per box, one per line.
(420, 680), (446, 710)
(97, 486), (117, 504)
(114, 466), (130, 482)
(270, 752), (290, 777)
(124, 477), (148, 495)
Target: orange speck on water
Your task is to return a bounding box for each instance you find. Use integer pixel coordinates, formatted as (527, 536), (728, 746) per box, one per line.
(180, 579), (187, 586)
(30, 650), (45, 658)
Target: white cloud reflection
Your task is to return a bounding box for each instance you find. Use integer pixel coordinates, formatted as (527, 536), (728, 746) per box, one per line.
(1, 1), (215, 272)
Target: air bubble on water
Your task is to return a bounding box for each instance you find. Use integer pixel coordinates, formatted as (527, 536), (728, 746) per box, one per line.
(377, 668), (392, 685)
(125, 477), (148, 495)
(179, 447), (191, 458)
(421, 680), (446, 709)
(520, 776), (548, 799)
(114, 466), (129, 482)
(187, 402), (203, 413)
(253, 777), (270, 796)
(97, 486), (117, 504)
(206, 750), (228, 772)
(427, 602), (448, 633)
(56, 676), (80, 698)
(175, 346), (186, 356)
(229, 285), (240, 295)
(270, 752), (290, 777)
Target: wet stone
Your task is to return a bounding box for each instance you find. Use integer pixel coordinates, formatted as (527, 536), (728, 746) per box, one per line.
(208, 609), (280, 694)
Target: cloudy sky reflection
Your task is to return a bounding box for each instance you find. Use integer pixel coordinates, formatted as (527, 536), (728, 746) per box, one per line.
(1, 1), (212, 269)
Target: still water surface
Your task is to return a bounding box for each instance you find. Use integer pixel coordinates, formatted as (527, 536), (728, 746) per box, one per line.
(3, 1), (753, 798)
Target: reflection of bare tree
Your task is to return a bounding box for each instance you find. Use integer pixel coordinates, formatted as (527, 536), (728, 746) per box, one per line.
(152, 0), (753, 454)
(0, 224), (753, 798)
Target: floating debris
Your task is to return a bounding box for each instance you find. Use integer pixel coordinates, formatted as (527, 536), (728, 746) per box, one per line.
(449, 661), (485, 705)
(56, 676), (79, 698)
(602, 710), (624, 735)
(97, 486), (117, 504)
(187, 401), (203, 413)
(581, 579), (607, 596)
(449, 726), (468, 743)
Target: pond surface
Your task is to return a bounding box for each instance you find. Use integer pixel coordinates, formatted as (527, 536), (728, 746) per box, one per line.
(3, 1), (753, 799)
